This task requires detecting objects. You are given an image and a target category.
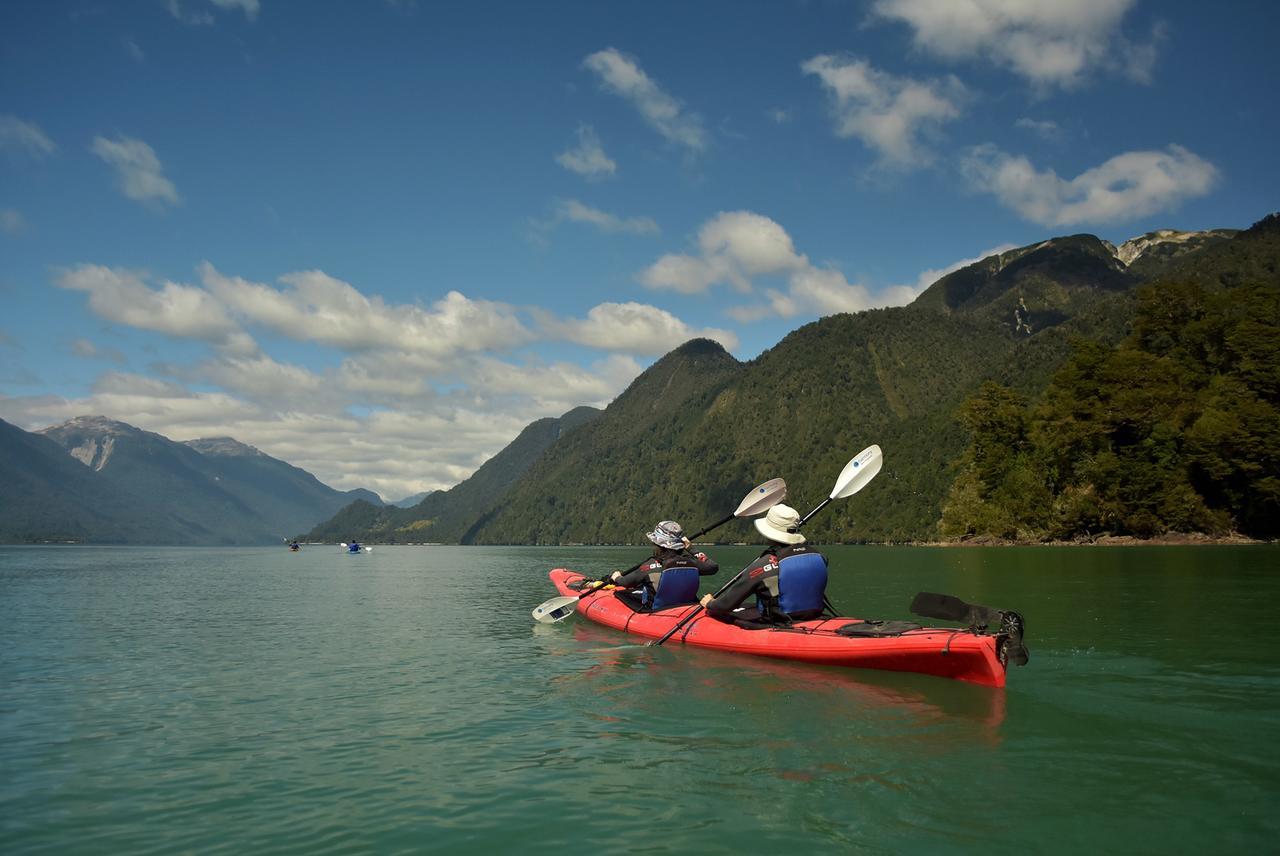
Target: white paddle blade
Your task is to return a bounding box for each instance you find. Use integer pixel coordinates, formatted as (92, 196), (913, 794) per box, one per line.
(734, 478), (787, 517)
(830, 445), (883, 499)
(532, 596), (579, 624)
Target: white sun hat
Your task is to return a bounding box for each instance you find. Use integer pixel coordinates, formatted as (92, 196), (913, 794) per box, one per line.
(754, 504), (805, 545)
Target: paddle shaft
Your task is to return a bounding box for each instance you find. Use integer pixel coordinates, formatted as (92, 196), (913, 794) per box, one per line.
(649, 563), (750, 646)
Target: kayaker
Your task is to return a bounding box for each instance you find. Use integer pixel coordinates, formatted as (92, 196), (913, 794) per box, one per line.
(606, 520), (718, 611)
(700, 504), (829, 626)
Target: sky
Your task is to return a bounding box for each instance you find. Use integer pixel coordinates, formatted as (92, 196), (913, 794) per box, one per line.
(1, 0), (1277, 502)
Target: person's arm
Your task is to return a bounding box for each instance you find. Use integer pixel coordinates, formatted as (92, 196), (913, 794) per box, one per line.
(681, 543), (719, 576)
(701, 557), (766, 619)
(611, 561), (654, 588)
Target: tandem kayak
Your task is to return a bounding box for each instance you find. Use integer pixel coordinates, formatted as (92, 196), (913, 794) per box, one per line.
(548, 568), (1027, 688)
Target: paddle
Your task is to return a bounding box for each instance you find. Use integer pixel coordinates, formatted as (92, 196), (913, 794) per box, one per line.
(909, 591), (1029, 667)
(649, 444), (884, 647)
(530, 477), (788, 624)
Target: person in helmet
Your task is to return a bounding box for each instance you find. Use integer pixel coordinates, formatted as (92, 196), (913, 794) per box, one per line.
(607, 520), (719, 612)
(700, 504), (829, 625)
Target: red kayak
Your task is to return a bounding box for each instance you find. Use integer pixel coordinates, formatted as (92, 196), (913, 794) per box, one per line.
(549, 568), (1019, 687)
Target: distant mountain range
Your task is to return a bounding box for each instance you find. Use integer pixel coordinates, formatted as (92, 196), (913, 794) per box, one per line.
(307, 218), (1275, 544)
(1, 416), (380, 544)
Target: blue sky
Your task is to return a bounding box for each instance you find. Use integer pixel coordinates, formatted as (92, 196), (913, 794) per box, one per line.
(1, 0), (1276, 501)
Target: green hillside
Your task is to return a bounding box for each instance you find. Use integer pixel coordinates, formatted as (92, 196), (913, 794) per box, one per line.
(941, 214), (1280, 541)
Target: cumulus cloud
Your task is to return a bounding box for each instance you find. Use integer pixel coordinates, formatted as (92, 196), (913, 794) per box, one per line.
(90, 134), (181, 208)
(36, 258), (687, 499)
(540, 302), (738, 355)
(56, 265), (240, 342)
(200, 263), (533, 355)
(639, 211), (915, 322)
(640, 211), (807, 294)
(556, 125), (617, 178)
(870, 0), (1160, 89)
(583, 48), (707, 152)
(801, 55), (966, 169)
(0, 115), (57, 160)
(961, 143), (1219, 226)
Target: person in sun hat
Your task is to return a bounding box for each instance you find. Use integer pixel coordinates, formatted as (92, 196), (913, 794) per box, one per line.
(606, 520), (719, 612)
(700, 503), (830, 626)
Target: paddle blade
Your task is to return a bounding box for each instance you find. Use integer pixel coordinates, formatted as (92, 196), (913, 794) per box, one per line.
(829, 445), (883, 499)
(734, 478), (787, 517)
(910, 592), (1000, 627)
(532, 596), (579, 624)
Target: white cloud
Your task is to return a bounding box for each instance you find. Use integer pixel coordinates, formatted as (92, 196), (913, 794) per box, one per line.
(871, 0), (1158, 89)
(0, 208), (24, 234)
(801, 55), (966, 169)
(768, 108), (791, 124)
(639, 211), (807, 294)
(56, 265), (240, 342)
(90, 135), (181, 208)
(583, 48), (707, 152)
(961, 143), (1219, 226)
(210, 0), (259, 20)
(555, 199), (658, 235)
(640, 211), (807, 294)
(124, 38), (145, 62)
(556, 125), (617, 178)
(1014, 117), (1062, 141)
(0, 115), (57, 160)
(165, 1), (214, 26)
(200, 263), (533, 355)
(541, 302), (739, 355)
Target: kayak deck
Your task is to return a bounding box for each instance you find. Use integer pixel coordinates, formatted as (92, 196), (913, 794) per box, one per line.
(550, 568), (1010, 688)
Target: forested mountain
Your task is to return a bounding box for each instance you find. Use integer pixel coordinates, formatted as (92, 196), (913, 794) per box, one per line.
(289, 218), (1279, 545)
(0, 416), (379, 544)
(941, 214), (1279, 541)
(301, 405), (601, 543)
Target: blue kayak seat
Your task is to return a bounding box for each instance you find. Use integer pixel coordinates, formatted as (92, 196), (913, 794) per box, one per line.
(777, 552), (828, 617)
(649, 566), (701, 611)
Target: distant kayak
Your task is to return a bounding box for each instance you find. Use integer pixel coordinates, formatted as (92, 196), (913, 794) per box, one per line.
(548, 568), (1023, 688)
(342, 543), (372, 553)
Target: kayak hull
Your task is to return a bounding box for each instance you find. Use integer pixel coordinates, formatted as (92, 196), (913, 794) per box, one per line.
(550, 568), (1009, 687)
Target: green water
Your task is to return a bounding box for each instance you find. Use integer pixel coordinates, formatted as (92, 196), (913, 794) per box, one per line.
(2, 544), (1277, 853)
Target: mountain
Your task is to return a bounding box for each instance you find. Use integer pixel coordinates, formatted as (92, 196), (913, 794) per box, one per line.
(390, 491), (434, 508)
(0, 417), (195, 543)
(0, 416), (380, 544)
(180, 436), (384, 536)
(302, 404), (602, 543)
(302, 220), (1262, 545)
(939, 214), (1279, 541)
(467, 226), (1248, 544)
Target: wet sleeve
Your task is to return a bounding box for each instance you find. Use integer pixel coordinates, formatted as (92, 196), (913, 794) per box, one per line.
(613, 562), (654, 588)
(705, 559), (763, 620)
(688, 551), (718, 576)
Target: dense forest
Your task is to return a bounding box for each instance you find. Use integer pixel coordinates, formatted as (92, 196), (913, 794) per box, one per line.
(941, 215), (1279, 540)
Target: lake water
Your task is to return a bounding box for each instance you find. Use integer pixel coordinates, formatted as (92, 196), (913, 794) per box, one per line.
(2, 544), (1277, 853)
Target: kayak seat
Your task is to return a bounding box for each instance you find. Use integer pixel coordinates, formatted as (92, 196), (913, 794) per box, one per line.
(649, 567), (701, 611)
